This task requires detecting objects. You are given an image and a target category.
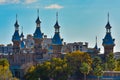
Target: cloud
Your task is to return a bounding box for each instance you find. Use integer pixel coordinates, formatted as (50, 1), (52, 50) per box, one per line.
(0, 0), (37, 4)
(24, 0), (37, 4)
(0, 0), (20, 4)
(0, 0), (19, 4)
(45, 4), (64, 9)
(11, 0), (20, 3)
(0, 0), (5, 3)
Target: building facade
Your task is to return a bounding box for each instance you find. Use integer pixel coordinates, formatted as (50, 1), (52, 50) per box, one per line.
(66, 42), (88, 52)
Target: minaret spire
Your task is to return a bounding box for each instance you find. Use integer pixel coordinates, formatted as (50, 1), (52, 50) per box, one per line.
(108, 12), (109, 22)
(105, 12), (111, 33)
(34, 9), (43, 39)
(54, 12), (60, 33)
(37, 9), (39, 17)
(96, 36), (97, 45)
(56, 12), (58, 22)
(94, 36), (98, 49)
(14, 14), (19, 31)
(103, 13), (115, 56)
(36, 9), (41, 27)
(21, 26), (23, 33)
(16, 14), (18, 21)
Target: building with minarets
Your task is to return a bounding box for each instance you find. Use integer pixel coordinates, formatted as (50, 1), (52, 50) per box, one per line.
(102, 13), (115, 56)
(12, 15), (21, 54)
(52, 12), (63, 57)
(33, 10), (44, 59)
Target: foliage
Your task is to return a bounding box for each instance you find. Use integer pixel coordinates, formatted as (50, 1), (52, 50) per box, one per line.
(114, 58), (120, 71)
(49, 58), (71, 80)
(92, 56), (102, 68)
(106, 53), (115, 71)
(65, 50), (92, 79)
(25, 63), (50, 80)
(80, 62), (91, 75)
(25, 65), (38, 80)
(91, 56), (104, 80)
(0, 58), (13, 80)
(80, 62), (91, 80)
(93, 65), (103, 80)
(25, 58), (71, 80)
(65, 50), (92, 72)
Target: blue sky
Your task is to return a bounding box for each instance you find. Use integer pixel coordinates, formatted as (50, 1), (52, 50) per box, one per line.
(0, 0), (120, 53)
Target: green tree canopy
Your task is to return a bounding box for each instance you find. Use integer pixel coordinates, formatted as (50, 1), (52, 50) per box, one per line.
(0, 58), (13, 80)
(25, 58), (71, 80)
(114, 58), (120, 71)
(92, 56), (102, 67)
(93, 65), (104, 80)
(65, 50), (92, 72)
(106, 53), (115, 71)
(80, 62), (91, 80)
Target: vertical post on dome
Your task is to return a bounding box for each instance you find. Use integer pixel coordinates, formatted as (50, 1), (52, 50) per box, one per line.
(56, 12), (58, 22)
(16, 14), (18, 21)
(21, 26), (23, 33)
(108, 12), (109, 22)
(37, 9), (39, 17)
(96, 36), (97, 45)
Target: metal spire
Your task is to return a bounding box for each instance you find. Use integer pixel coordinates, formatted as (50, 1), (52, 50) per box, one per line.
(108, 12), (109, 22)
(21, 26), (23, 33)
(56, 12), (58, 22)
(96, 36), (97, 45)
(16, 14), (18, 21)
(37, 9), (39, 17)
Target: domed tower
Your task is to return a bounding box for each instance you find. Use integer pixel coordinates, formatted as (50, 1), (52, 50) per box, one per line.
(102, 13), (115, 56)
(12, 15), (21, 53)
(33, 9), (44, 58)
(52, 12), (63, 57)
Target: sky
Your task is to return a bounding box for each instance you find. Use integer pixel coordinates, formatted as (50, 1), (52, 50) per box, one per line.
(0, 0), (120, 53)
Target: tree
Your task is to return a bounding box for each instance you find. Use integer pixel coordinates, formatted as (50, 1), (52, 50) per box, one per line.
(65, 50), (92, 79)
(25, 62), (51, 80)
(25, 65), (38, 80)
(80, 62), (91, 80)
(114, 58), (120, 71)
(25, 58), (71, 80)
(0, 58), (13, 80)
(92, 56), (104, 80)
(65, 51), (92, 72)
(0, 58), (19, 80)
(106, 53), (115, 71)
(49, 58), (71, 80)
(92, 56), (102, 68)
(37, 61), (51, 80)
(93, 65), (104, 80)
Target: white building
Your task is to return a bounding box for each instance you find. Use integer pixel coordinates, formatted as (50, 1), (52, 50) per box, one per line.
(0, 44), (13, 54)
(114, 52), (120, 59)
(66, 42), (88, 52)
(25, 34), (34, 49)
